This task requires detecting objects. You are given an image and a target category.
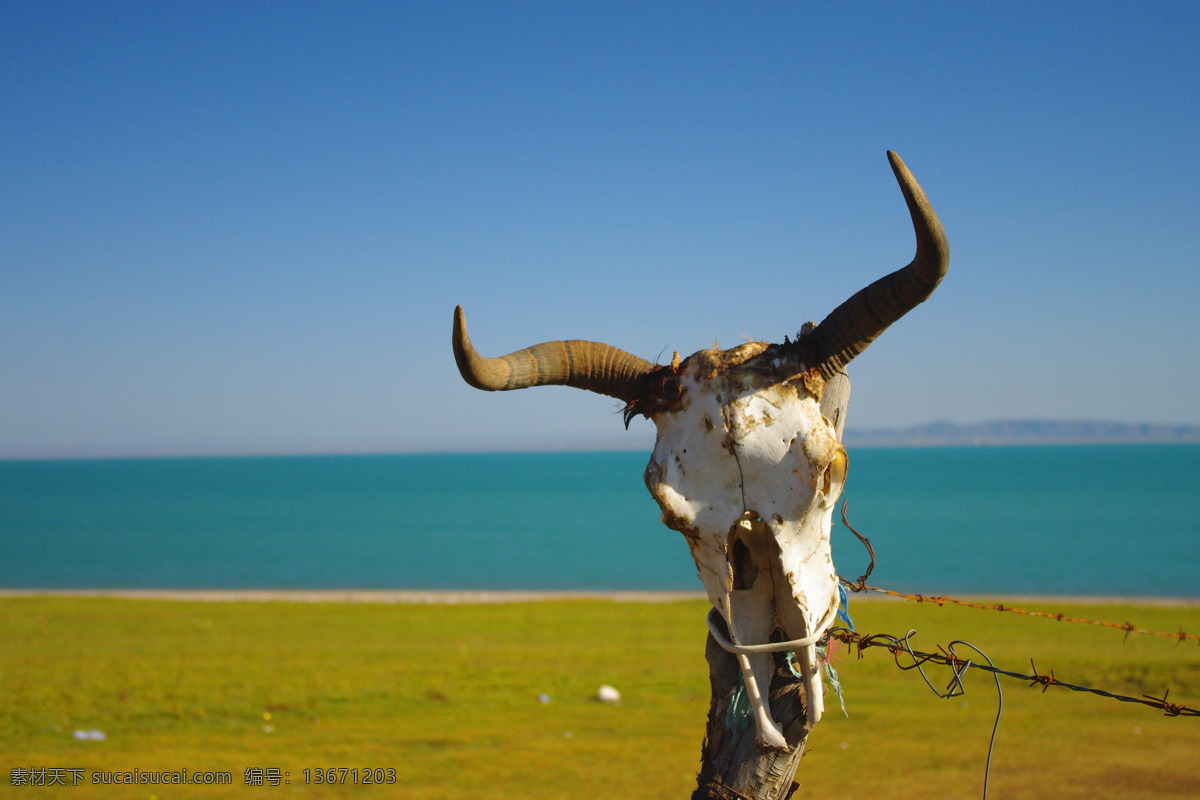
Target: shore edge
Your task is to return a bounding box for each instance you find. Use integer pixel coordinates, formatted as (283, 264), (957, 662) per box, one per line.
(0, 588), (1196, 607)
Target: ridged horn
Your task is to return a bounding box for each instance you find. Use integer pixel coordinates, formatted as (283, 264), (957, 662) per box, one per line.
(453, 305), (656, 403)
(806, 150), (950, 379)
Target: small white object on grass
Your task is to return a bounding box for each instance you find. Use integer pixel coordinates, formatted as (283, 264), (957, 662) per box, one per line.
(537, 693), (551, 704)
(72, 730), (106, 741)
(596, 685), (620, 704)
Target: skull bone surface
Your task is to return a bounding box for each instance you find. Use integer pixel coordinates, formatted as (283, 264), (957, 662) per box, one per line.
(643, 343), (847, 747)
(451, 151), (947, 751)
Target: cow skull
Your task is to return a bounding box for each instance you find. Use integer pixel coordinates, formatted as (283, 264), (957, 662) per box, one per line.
(642, 339), (848, 748)
(452, 151), (948, 749)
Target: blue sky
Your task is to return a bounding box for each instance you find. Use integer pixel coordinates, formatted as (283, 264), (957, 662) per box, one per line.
(2, 2), (1197, 458)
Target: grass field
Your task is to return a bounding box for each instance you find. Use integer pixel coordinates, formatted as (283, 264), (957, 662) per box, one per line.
(3, 595), (1198, 798)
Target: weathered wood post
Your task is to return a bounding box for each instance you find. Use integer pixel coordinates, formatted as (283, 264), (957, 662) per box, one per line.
(694, 615), (810, 800)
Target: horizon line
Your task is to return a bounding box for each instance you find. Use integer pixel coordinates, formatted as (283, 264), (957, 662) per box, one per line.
(4, 417), (1200, 463)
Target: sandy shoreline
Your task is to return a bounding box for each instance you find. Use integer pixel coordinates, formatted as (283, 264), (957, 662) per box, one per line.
(0, 588), (1195, 606)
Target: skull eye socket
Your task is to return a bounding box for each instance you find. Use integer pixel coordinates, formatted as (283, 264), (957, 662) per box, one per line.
(818, 448), (848, 504)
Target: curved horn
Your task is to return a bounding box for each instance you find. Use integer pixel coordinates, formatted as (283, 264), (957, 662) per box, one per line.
(453, 305), (655, 402)
(806, 151), (950, 379)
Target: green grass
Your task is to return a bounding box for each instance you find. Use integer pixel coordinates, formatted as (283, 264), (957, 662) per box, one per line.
(2, 596), (1198, 798)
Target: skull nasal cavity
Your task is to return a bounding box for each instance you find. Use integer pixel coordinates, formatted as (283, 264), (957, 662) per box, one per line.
(731, 537), (759, 591)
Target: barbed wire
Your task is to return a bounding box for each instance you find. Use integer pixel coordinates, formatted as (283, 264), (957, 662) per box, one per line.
(823, 626), (1199, 717)
(836, 501), (1199, 645)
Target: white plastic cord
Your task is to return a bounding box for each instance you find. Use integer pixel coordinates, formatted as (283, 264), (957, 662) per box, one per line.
(705, 601), (839, 655)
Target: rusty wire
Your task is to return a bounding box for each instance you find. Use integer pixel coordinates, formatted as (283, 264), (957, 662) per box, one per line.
(823, 626), (1199, 717)
(838, 500), (875, 591)
(836, 500), (1200, 645)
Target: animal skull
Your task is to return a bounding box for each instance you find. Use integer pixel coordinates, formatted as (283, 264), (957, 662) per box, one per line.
(642, 341), (848, 747)
(452, 151), (948, 749)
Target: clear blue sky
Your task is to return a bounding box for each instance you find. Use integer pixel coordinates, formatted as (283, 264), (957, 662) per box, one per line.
(2, 2), (1197, 458)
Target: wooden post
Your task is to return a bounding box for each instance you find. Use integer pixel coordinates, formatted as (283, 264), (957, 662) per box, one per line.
(691, 614), (811, 800)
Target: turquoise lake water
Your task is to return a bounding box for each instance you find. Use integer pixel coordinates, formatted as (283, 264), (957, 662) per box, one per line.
(1, 445), (1196, 596)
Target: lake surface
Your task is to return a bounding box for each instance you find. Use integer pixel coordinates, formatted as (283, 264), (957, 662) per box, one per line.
(1, 445), (1196, 596)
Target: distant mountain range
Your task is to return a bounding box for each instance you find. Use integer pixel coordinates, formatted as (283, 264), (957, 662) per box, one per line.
(842, 420), (1200, 447)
